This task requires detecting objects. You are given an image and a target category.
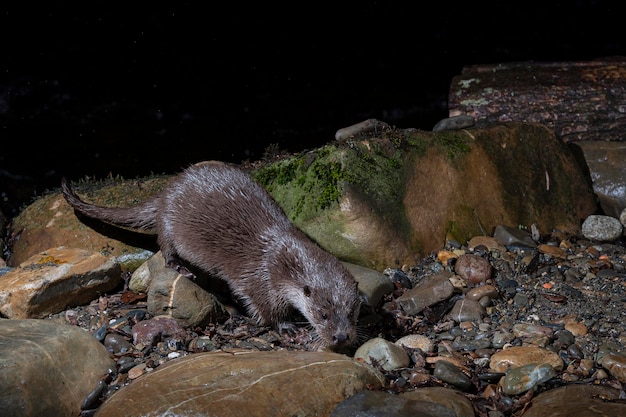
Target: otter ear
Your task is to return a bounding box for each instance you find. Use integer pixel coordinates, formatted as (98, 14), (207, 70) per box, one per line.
(303, 285), (311, 297)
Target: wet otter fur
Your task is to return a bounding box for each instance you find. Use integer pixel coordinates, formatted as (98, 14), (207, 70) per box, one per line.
(61, 161), (361, 349)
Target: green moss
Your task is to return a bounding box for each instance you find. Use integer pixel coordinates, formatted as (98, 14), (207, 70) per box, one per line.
(434, 131), (472, 160)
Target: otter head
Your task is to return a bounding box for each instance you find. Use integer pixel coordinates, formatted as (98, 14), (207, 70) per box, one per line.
(300, 278), (361, 349)
(270, 235), (362, 349)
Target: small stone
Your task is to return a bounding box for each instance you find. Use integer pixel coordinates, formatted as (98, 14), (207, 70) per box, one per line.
(395, 334), (434, 353)
(455, 254), (492, 284)
(501, 363), (556, 395)
(493, 225), (537, 248)
(432, 115), (475, 132)
(395, 274), (454, 315)
(581, 215), (623, 242)
(342, 262), (395, 307)
(538, 244), (568, 259)
(354, 337), (411, 371)
(437, 250), (458, 265)
(128, 363), (147, 380)
(490, 346), (564, 373)
(597, 353), (626, 383)
(467, 236), (507, 252)
(466, 284), (499, 301)
(447, 298), (484, 323)
(512, 323), (554, 338)
(104, 333), (133, 354)
(564, 321), (588, 336)
(433, 360), (472, 390)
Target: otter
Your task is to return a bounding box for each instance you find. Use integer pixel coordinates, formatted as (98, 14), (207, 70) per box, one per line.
(61, 161), (361, 349)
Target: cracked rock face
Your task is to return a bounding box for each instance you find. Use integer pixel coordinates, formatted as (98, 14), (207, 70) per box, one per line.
(93, 350), (385, 417)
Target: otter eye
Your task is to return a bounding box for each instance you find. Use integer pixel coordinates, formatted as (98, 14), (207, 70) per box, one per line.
(321, 313), (328, 320)
(303, 285), (311, 297)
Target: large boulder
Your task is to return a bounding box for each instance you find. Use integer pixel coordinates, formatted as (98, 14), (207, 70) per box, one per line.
(0, 319), (115, 417)
(253, 122), (597, 270)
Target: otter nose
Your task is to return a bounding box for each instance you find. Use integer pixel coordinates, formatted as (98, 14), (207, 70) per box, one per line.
(333, 332), (348, 345)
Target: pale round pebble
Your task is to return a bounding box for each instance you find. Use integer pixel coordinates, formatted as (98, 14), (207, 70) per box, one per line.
(354, 337), (411, 371)
(395, 334), (434, 353)
(581, 215), (623, 242)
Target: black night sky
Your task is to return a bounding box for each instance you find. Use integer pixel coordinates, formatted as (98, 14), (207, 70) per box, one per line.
(1, 1), (624, 217)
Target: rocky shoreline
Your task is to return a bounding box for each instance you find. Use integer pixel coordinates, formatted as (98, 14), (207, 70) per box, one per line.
(2, 220), (626, 416)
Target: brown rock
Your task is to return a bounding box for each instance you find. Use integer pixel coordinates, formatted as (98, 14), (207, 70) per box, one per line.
(454, 254), (492, 284)
(396, 274), (454, 315)
(538, 244), (569, 259)
(490, 346), (564, 373)
(7, 177), (167, 268)
(144, 252), (228, 328)
(521, 385), (626, 417)
(0, 247), (121, 318)
(254, 122), (596, 270)
(0, 319), (115, 417)
(94, 350), (384, 417)
(466, 284), (499, 301)
(598, 353), (626, 383)
(467, 236), (506, 252)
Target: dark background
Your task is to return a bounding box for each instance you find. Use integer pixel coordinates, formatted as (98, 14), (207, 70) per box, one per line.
(1, 1), (624, 218)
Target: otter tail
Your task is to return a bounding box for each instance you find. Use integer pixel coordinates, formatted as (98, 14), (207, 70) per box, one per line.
(61, 177), (158, 233)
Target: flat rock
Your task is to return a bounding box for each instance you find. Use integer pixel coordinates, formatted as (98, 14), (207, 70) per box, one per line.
(94, 349), (384, 417)
(0, 247), (121, 318)
(7, 177), (165, 268)
(0, 319), (115, 417)
(521, 384), (626, 417)
(490, 346), (564, 373)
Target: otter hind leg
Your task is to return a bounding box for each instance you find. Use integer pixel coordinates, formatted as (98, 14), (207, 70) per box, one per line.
(159, 239), (196, 279)
(166, 255), (196, 279)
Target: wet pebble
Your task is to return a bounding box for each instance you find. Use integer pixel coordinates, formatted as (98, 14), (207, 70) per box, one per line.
(512, 323), (553, 338)
(597, 353), (626, 383)
(432, 114), (475, 132)
(564, 321), (587, 336)
(395, 274), (454, 315)
(433, 360), (472, 390)
(501, 362), (556, 395)
(454, 254), (492, 284)
(104, 333), (133, 354)
(492, 331), (515, 348)
(465, 284), (499, 301)
(467, 236), (507, 252)
(490, 346), (564, 372)
(447, 298), (484, 323)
